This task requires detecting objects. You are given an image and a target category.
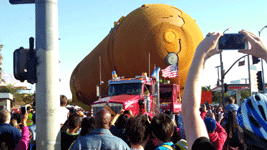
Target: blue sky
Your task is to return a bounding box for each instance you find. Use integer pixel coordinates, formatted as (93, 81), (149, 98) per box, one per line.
(1, 0), (267, 98)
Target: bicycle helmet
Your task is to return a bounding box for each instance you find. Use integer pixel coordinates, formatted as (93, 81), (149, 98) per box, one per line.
(236, 93), (267, 148)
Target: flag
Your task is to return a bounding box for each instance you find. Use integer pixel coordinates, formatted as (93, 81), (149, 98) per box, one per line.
(162, 64), (179, 78)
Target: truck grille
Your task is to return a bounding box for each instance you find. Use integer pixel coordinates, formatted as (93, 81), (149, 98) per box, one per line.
(92, 103), (123, 116)
(92, 103), (106, 116)
(108, 103), (123, 114)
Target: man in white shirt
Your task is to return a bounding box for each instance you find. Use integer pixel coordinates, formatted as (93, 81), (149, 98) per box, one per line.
(59, 95), (69, 127)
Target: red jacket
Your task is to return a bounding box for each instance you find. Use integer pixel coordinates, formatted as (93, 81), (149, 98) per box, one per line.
(15, 126), (30, 150)
(208, 122), (227, 150)
(200, 110), (207, 120)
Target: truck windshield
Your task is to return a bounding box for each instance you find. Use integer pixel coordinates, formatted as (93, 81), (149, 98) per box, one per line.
(109, 83), (142, 96)
(160, 91), (173, 102)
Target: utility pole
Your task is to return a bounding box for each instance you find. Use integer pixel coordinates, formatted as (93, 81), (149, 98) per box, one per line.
(220, 27), (232, 108)
(247, 54), (252, 96)
(220, 52), (225, 108)
(35, 0), (60, 149)
(215, 66), (220, 86)
(9, 0), (60, 148)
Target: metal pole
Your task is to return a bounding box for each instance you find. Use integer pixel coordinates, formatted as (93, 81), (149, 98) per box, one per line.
(220, 27), (232, 107)
(99, 56), (101, 98)
(259, 26), (267, 93)
(215, 66), (220, 86)
(247, 54), (252, 96)
(220, 52), (225, 108)
(35, 0), (60, 149)
(149, 53), (150, 77)
(157, 81), (160, 112)
(261, 59), (265, 93)
(224, 55), (247, 76)
(217, 67), (220, 82)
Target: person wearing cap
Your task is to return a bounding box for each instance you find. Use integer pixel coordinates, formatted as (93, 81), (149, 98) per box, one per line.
(204, 117), (227, 150)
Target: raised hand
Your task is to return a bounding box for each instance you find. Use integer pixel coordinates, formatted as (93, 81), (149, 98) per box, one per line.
(238, 29), (267, 62)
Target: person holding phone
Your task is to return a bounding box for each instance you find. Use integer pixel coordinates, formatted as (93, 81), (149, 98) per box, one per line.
(14, 111), (30, 150)
(182, 29), (267, 150)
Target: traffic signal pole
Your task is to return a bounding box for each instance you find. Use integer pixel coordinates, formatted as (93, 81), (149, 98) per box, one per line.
(220, 52), (225, 108)
(247, 54), (252, 96)
(35, 0), (60, 149)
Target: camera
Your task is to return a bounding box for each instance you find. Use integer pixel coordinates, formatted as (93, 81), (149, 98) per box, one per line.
(217, 34), (248, 50)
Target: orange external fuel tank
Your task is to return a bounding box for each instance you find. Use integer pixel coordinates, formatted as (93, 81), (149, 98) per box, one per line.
(70, 4), (203, 105)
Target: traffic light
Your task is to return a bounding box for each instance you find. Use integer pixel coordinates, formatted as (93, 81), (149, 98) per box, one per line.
(257, 71), (264, 91)
(13, 47), (28, 82)
(224, 83), (228, 92)
(13, 37), (37, 84)
(252, 56), (260, 64)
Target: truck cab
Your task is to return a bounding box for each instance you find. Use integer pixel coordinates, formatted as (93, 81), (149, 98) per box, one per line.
(159, 84), (181, 113)
(92, 73), (154, 117)
(91, 72), (182, 116)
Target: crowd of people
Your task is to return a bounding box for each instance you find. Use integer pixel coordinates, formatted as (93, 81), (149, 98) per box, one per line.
(0, 30), (267, 150)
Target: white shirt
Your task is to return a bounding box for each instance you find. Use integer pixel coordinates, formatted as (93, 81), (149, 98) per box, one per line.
(59, 106), (69, 124)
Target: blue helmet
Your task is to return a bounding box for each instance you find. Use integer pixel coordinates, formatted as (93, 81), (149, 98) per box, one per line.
(236, 94), (267, 140)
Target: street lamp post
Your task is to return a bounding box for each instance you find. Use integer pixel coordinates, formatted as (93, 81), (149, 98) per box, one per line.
(247, 54), (252, 96)
(259, 25), (267, 93)
(215, 65), (221, 105)
(215, 66), (221, 86)
(220, 27), (232, 108)
(220, 53), (225, 108)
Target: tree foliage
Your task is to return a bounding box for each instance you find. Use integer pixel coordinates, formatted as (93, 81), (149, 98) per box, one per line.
(0, 84), (34, 105)
(21, 93), (35, 105)
(241, 90), (250, 100)
(202, 85), (211, 91)
(212, 91), (228, 104)
(0, 84), (20, 94)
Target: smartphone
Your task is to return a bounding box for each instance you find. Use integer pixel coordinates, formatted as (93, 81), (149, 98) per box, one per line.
(205, 101), (210, 110)
(217, 34), (247, 50)
(21, 105), (26, 115)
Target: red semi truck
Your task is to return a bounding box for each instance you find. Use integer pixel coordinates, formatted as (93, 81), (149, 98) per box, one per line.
(91, 72), (182, 117)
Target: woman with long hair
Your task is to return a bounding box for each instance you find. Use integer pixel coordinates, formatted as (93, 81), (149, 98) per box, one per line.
(223, 110), (242, 150)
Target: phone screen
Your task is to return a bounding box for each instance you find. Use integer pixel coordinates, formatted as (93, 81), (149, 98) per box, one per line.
(21, 106), (26, 115)
(205, 101), (210, 110)
(218, 34), (245, 50)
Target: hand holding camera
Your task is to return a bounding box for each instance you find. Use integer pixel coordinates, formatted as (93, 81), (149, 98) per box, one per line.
(238, 30), (267, 62)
